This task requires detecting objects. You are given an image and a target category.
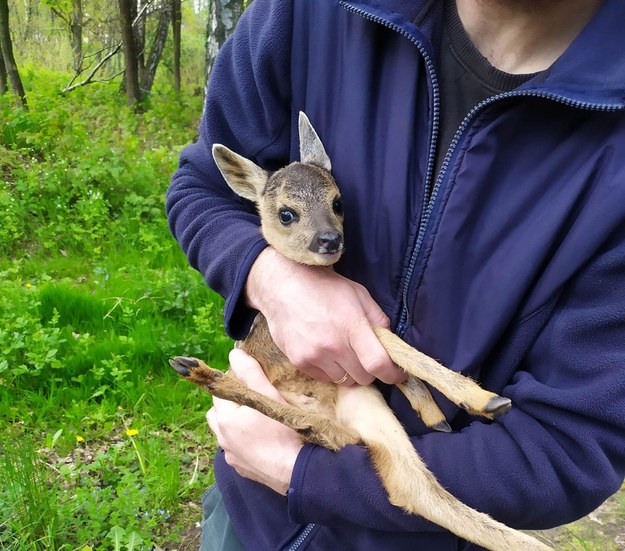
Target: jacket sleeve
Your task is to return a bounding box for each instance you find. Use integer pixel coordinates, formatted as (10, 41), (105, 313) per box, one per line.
(287, 227), (625, 531)
(165, 0), (293, 339)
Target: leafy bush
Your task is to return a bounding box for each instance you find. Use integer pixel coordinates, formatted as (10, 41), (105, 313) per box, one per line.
(0, 70), (199, 257)
(0, 70), (226, 549)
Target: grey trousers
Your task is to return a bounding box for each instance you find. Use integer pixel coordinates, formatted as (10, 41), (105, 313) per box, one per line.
(200, 485), (247, 551)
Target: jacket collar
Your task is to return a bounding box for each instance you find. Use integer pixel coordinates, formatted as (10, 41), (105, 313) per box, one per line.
(340, 0), (625, 108)
(533, 0), (625, 107)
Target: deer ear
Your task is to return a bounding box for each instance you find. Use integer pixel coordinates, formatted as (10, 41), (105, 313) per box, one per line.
(298, 112), (332, 171)
(212, 144), (268, 203)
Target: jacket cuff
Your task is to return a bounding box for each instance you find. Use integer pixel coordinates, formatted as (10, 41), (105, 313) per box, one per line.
(286, 440), (443, 531)
(223, 238), (269, 340)
(287, 444), (316, 523)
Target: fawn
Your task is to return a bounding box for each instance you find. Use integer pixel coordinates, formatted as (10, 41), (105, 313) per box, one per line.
(170, 113), (553, 551)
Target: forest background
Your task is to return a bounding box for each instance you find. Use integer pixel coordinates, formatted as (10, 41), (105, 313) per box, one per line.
(0, 0), (623, 549)
(0, 1), (241, 549)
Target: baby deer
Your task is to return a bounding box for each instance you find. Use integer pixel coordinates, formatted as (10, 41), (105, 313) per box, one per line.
(170, 113), (552, 551)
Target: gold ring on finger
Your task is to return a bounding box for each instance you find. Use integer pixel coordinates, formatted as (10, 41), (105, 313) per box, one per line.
(332, 373), (349, 385)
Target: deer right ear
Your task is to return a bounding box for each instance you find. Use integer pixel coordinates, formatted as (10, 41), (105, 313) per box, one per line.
(212, 144), (268, 203)
(298, 112), (332, 171)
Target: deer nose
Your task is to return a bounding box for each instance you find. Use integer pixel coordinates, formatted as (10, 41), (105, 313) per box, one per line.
(315, 231), (343, 253)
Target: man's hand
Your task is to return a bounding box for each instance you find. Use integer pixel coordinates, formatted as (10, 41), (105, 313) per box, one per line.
(207, 349), (304, 495)
(245, 247), (404, 386)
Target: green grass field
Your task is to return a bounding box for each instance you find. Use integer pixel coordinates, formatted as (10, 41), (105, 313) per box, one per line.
(0, 71), (231, 549)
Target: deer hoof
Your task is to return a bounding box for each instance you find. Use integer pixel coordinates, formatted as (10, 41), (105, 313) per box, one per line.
(484, 396), (512, 418)
(432, 420), (452, 433)
(169, 356), (200, 377)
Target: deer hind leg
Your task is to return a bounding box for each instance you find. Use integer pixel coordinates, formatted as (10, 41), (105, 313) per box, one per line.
(398, 376), (450, 432)
(373, 327), (511, 419)
(335, 385), (553, 551)
(169, 356), (360, 451)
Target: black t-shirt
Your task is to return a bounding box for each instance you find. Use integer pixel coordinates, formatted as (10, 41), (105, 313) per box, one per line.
(434, 0), (539, 179)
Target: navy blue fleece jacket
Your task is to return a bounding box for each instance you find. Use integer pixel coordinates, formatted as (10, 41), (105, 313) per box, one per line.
(166, 0), (625, 549)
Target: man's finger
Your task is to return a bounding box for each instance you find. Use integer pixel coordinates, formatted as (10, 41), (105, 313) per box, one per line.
(357, 290), (391, 329)
(212, 395), (241, 412)
(206, 407), (222, 440)
(297, 363), (334, 382)
(350, 324), (404, 384)
(333, 353), (375, 386)
(228, 348), (287, 403)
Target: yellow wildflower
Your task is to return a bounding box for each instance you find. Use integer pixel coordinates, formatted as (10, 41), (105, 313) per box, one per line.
(125, 428), (139, 437)
(76, 435), (84, 443)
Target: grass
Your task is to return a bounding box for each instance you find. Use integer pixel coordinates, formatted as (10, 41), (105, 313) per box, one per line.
(0, 70), (231, 549)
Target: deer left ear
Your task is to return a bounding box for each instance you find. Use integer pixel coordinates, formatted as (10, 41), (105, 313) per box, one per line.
(212, 144), (268, 203)
(298, 112), (332, 172)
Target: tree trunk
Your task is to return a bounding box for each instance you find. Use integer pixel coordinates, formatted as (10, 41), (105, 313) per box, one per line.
(205, 0), (243, 91)
(0, 0), (27, 108)
(23, 0), (37, 41)
(171, 0), (181, 92)
(133, 0), (146, 89)
(0, 51), (7, 94)
(48, 1), (84, 74)
(141, 1), (171, 92)
(69, 0), (84, 73)
(118, 0), (141, 106)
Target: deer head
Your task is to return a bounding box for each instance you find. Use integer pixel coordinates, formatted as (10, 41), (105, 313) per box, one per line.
(212, 112), (344, 266)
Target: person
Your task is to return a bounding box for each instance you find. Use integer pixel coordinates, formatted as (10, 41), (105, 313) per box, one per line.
(166, 0), (625, 549)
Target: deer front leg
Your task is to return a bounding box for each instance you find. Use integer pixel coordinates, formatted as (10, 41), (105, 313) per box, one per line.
(373, 327), (511, 419)
(398, 376), (451, 432)
(169, 356), (361, 451)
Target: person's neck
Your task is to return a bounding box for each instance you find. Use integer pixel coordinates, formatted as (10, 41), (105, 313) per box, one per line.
(455, 0), (604, 74)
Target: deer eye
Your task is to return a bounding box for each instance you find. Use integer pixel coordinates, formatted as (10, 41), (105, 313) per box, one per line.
(333, 197), (343, 216)
(279, 209), (298, 225)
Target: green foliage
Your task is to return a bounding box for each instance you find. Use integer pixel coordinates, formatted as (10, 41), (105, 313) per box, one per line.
(1, 421), (215, 550)
(0, 439), (60, 549)
(0, 70), (227, 549)
(0, 70), (200, 258)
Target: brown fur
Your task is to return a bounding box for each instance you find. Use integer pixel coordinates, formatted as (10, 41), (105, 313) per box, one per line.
(170, 113), (553, 551)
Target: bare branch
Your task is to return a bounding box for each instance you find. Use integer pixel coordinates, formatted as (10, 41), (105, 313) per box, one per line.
(62, 43), (122, 93)
(82, 43), (118, 60)
(62, 0), (155, 94)
(49, 6), (69, 25)
(133, 0), (155, 26)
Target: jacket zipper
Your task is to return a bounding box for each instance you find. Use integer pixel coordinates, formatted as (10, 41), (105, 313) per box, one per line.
(340, 1), (624, 337)
(338, 1), (441, 335)
(286, 523), (315, 550)
(396, 90), (623, 335)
